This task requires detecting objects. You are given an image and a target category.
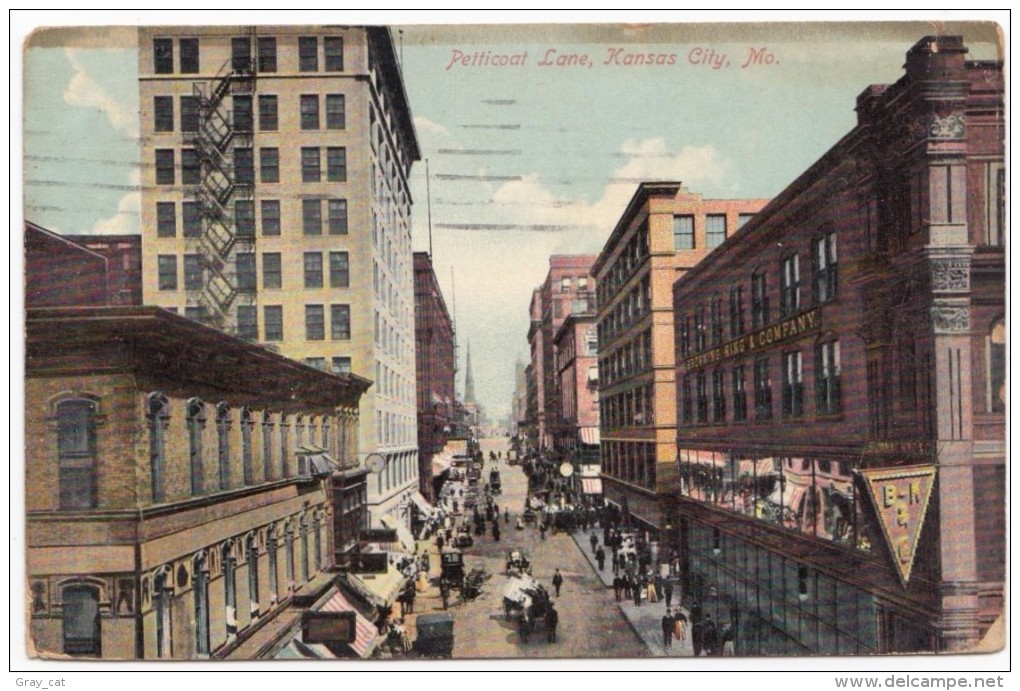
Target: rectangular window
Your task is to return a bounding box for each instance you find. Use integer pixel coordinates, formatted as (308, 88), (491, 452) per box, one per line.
(237, 305), (257, 341)
(264, 306), (283, 341)
(261, 200), (281, 236)
(156, 202), (176, 238)
(257, 36), (277, 72)
(299, 37), (318, 72)
(300, 94), (319, 130)
(183, 202), (202, 238)
(782, 351), (804, 418)
(57, 399), (98, 510)
(234, 200), (255, 238)
(301, 147), (321, 182)
(326, 94), (346, 129)
(302, 199), (322, 235)
(324, 36), (344, 71)
(710, 296), (723, 346)
(305, 305), (325, 341)
(185, 306), (206, 322)
(259, 95), (278, 131)
(751, 271), (769, 329)
(154, 96), (174, 132)
(694, 308), (706, 351)
(815, 340), (842, 414)
(327, 147), (347, 182)
(181, 148), (200, 185)
(738, 213), (755, 229)
(260, 147), (279, 183)
(184, 253), (204, 290)
(729, 285), (745, 337)
(179, 38), (199, 73)
(234, 147), (254, 185)
(780, 254), (801, 317)
(732, 365), (748, 421)
(754, 358), (772, 420)
(331, 304), (351, 340)
(180, 96), (200, 133)
(332, 357), (352, 375)
(706, 214), (727, 249)
(232, 36), (252, 72)
(304, 252), (323, 288)
(154, 38), (173, 74)
(157, 255), (177, 290)
(673, 215), (695, 250)
(679, 317), (691, 357)
(813, 231), (838, 303)
(305, 357), (326, 370)
(236, 252), (256, 291)
(712, 369), (726, 422)
(155, 149), (175, 185)
(681, 375), (693, 424)
(695, 372), (708, 424)
(328, 199), (348, 235)
(263, 252), (282, 289)
(329, 251), (350, 288)
(233, 95), (253, 133)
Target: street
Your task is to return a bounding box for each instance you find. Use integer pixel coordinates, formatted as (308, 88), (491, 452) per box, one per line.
(407, 437), (649, 659)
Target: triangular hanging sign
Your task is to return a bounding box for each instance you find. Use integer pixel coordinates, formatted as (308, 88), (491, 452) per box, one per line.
(860, 465), (936, 586)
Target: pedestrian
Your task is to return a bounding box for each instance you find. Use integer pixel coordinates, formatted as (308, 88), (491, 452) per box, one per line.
(590, 532), (598, 554)
(633, 578), (642, 606)
(504, 508), (510, 524)
(673, 608), (688, 642)
(539, 522), (546, 540)
(546, 604), (559, 643)
(664, 580), (674, 608)
(596, 546), (606, 571)
(492, 521), (501, 542)
(647, 573), (658, 603)
(721, 622), (735, 656)
(613, 575), (623, 602)
(436, 533), (445, 552)
(406, 583), (416, 614)
(702, 613), (719, 656)
(661, 609), (675, 649)
(611, 548), (619, 574)
(552, 569), (564, 597)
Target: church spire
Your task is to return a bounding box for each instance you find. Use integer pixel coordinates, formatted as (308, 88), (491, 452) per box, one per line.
(464, 341), (476, 404)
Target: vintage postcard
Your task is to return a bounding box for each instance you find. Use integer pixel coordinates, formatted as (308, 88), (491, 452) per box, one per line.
(18, 12), (1007, 676)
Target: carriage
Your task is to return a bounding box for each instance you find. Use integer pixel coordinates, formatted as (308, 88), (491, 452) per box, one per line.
(505, 549), (531, 576)
(489, 469), (502, 495)
(453, 526), (474, 549)
(440, 548), (466, 591)
(502, 576), (556, 643)
(413, 613), (454, 658)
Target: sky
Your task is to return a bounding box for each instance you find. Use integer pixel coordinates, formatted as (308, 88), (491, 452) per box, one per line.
(18, 12), (1005, 423)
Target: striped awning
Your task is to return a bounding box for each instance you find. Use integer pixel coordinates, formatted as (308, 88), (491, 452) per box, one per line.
(581, 477), (603, 495)
(318, 588), (378, 659)
(380, 514), (417, 554)
(579, 427), (600, 445)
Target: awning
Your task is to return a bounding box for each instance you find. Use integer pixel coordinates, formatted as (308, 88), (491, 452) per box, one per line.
(380, 514), (417, 554)
(296, 445), (337, 476)
(579, 464), (601, 478)
(346, 569), (406, 609)
(579, 427), (600, 445)
(432, 453), (452, 475)
(679, 448), (727, 467)
(581, 477), (603, 495)
(738, 458), (777, 476)
(317, 588), (379, 658)
(410, 492), (434, 518)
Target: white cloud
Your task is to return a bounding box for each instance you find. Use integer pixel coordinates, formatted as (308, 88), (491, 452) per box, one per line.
(62, 48), (137, 138)
(414, 115), (451, 138)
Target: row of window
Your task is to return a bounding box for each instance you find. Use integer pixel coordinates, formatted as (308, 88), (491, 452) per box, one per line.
(598, 274), (650, 346)
(598, 222), (649, 306)
(153, 93), (346, 134)
(601, 440), (657, 490)
(165, 303), (351, 344)
(681, 340), (842, 425)
(156, 198), (348, 239)
(163, 251), (351, 292)
(153, 147), (347, 186)
(679, 230), (838, 356)
(153, 35), (343, 75)
(672, 213), (754, 251)
(599, 383), (655, 429)
(599, 328), (652, 388)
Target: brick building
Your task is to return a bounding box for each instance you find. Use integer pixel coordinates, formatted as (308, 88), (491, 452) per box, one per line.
(26, 306), (368, 659)
(593, 184), (767, 541)
(413, 251), (455, 502)
(553, 312), (600, 463)
(671, 36), (1004, 654)
(525, 255), (597, 453)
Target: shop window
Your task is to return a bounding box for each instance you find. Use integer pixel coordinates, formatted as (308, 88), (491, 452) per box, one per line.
(216, 403), (231, 490)
(148, 393), (170, 502)
(186, 398), (206, 495)
(57, 398), (98, 510)
(61, 584), (101, 656)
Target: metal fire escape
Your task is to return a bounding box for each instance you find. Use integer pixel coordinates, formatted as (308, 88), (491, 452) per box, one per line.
(185, 28), (257, 336)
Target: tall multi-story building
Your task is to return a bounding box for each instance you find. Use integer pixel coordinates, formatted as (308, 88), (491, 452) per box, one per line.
(137, 26), (422, 529)
(671, 36), (1004, 655)
(553, 310), (600, 464)
(510, 357), (527, 436)
(525, 255), (597, 453)
(413, 251), (455, 502)
(593, 184), (767, 543)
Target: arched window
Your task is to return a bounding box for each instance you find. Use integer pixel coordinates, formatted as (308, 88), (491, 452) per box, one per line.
(279, 415), (290, 478)
(262, 412), (275, 482)
(154, 567), (173, 658)
(267, 526), (279, 604)
(246, 534), (260, 620)
(147, 393), (170, 503)
(751, 269), (769, 329)
(814, 337), (842, 415)
(61, 583), (101, 656)
(990, 318), (1006, 413)
(241, 408), (254, 485)
(56, 398), (98, 510)
(193, 553), (210, 656)
(780, 253), (801, 317)
(216, 403), (231, 491)
(187, 398), (206, 495)
(813, 228), (838, 303)
(321, 416), (330, 454)
(312, 514), (322, 573)
(300, 515), (310, 582)
(284, 521), (296, 590)
(223, 543), (237, 638)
